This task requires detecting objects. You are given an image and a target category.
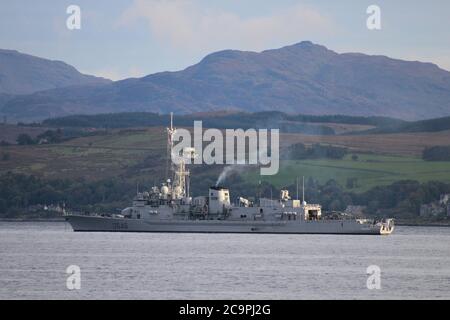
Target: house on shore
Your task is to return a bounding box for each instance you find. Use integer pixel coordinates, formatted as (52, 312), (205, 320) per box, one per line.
(420, 194), (450, 217)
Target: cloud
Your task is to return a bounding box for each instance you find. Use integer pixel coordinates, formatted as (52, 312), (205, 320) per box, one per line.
(118, 0), (336, 54)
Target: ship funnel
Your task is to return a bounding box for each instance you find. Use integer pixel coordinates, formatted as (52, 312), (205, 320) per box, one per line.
(208, 186), (230, 214)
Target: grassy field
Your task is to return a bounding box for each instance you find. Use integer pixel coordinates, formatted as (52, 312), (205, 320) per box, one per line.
(2, 126), (450, 193)
(281, 130), (450, 156)
(243, 153), (450, 193)
(0, 128), (167, 181)
(0, 124), (49, 144)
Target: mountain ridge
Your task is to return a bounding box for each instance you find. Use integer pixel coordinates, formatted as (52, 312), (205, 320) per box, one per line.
(1, 41), (450, 122)
(0, 48), (111, 96)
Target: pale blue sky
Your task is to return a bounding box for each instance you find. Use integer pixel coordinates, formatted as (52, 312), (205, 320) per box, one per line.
(1, 0), (449, 80)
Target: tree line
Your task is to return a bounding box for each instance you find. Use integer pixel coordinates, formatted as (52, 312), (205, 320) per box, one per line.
(1, 171), (449, 220)
(39, 112), (336, 135)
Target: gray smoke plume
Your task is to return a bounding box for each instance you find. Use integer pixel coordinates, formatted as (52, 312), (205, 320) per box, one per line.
(215, 165), (247, 186)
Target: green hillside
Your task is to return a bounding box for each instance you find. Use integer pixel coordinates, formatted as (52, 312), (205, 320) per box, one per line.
(243, 153), (450, 193)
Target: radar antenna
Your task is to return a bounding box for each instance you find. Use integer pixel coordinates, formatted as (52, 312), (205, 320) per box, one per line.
(302, 176), (305, 203)
(166, 112), (175, 181)
(165, 112), (197, 199)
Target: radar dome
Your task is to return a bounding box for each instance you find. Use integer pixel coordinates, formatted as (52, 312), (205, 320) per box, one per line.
(161, 185), (169, 195)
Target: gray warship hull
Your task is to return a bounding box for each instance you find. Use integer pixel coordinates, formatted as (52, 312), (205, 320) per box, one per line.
(66, 215), (390, 235)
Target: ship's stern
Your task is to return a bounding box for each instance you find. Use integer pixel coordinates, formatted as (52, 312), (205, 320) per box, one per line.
(379, 219), (395, 235)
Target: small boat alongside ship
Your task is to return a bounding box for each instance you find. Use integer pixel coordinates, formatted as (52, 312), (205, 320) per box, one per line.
(66, 115), (394, 235)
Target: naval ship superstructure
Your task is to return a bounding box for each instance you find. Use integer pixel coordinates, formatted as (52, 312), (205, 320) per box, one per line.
(66, 116), (394, 235)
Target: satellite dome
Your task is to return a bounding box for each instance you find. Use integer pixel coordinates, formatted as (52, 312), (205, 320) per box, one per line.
(161, 185), (169, 195)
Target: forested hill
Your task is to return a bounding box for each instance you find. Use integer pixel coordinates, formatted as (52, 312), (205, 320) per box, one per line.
(39, 111), (410, 135)
(360, 116), (450, 134)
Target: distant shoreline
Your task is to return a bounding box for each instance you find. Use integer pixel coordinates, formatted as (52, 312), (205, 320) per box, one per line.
(395, 223), (450, 227)
(0, 218), (449, 227)
(0, 218), (66, 222)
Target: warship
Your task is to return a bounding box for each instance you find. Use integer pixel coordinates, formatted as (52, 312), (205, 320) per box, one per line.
(66, 115), (394, 235)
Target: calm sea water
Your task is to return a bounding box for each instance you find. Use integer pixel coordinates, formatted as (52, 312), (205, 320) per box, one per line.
(0, 222), (449, 300)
